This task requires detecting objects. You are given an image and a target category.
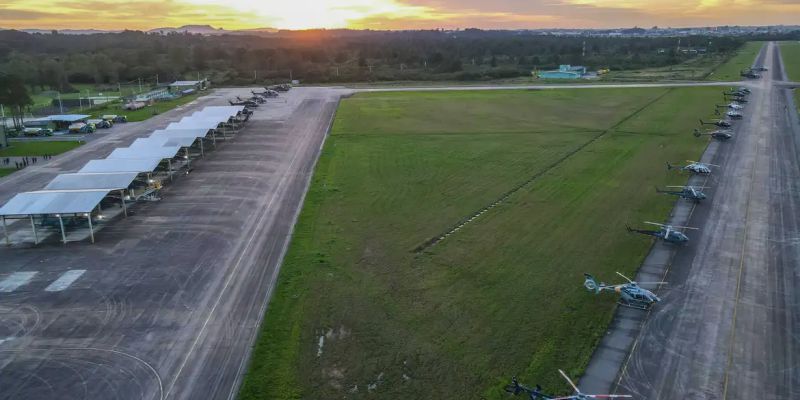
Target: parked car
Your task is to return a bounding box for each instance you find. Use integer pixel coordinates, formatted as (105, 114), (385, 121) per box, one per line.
(23, 127), (53, 137)
(102, 114), (128, 123)
(87, 119), (112, 129)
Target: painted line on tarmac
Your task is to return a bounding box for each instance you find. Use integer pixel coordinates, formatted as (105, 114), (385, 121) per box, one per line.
(0, 271), (37, 292)
(44, 269), (86, 292)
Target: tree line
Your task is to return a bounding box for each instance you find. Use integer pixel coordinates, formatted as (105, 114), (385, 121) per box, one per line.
(0, 29), (778, 91)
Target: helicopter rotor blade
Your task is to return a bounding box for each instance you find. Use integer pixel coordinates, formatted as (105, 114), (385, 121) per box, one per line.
(615, 271), (634, 283)
(644, 221), (666, 227)
(670, 225), (699, 230)
(558, 369), (580, 394)
(635, 281), (668, 285)
(587, 395), (633, 398)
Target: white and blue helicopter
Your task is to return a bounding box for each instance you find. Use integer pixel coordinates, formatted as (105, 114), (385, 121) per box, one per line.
(666, 160), (718, 175)
(584, 271), (667, 310)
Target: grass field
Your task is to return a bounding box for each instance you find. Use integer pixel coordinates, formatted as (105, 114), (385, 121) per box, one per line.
(603, 54), (730, 81)
(0, 141), (82, 157)
(238, 87), (721, 399)
(84, 93), (202, 122)
(708, 41), (763, 81)
(0, 168), (13, 177)
(780, 41), (800, 81)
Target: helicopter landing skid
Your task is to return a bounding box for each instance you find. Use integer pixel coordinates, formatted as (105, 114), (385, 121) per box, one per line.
(617, 300), (651, 311)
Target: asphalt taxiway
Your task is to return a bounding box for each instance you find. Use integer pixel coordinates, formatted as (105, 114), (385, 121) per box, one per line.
(582, 41), (800, 399)
(0, 87), (346, 399)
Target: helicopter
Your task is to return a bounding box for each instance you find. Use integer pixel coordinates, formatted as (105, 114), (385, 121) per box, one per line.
(717, 103), (744, 110)
(505, 377), (553, 399)
(724, 94), (748, 104)
(584, 272), (666, 310)
(740, 68), (761, 79)
(506, 371), (631, 400)
(656, 185), (708, 202)
(626, 221), (697, 244)
(700, 118), (732, 128)
(238, 95), (265, 104)
(694, 128), (733, 141)
(718, 109), (743, 119)
(666, 160), (717, 174)
(229, 99), (259, 107)
(253, 89), (279, 98)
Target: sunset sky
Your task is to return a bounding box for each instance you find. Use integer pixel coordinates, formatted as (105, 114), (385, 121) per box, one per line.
(1, 0), (799, 31)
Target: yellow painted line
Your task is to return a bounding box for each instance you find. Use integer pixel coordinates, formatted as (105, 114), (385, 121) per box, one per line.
(721, 105), (761, 400)
(613, 172), (709, 394)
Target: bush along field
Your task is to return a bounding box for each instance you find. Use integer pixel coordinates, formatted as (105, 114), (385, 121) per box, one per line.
(238, 87), (722, 399)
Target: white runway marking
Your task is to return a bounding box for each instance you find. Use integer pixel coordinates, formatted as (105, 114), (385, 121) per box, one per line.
(0, 272), (37, 292)
(45, 270), (86, 292)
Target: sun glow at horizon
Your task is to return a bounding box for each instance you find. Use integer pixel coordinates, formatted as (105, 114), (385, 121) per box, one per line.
(1, 0), (799, 31)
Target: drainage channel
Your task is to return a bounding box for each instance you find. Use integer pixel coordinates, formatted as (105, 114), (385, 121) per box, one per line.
(413, 88), (675, 253)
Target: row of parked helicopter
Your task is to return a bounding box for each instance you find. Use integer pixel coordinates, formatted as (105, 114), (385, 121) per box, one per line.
(228, 84), (292, 107)
(505, 87), (752, 399)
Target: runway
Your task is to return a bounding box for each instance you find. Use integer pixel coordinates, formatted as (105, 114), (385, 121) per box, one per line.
(0, 87), (346, 399)
(582, 41), (800, 399)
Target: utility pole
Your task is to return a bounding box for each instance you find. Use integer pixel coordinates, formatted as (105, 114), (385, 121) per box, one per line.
(289, 69), (293, 81)
(254, 70), (257, 81)
(156, 74), (159, 85)
(138, 77), (143, 93)
(582, 40), (586, 57)
(0, 104), (7, 148)
(57, 92), (64, 113)
(117, 82), (121, 96)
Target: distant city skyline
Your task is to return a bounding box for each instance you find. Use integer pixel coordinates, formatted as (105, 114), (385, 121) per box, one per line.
(2, 0), (799, 31)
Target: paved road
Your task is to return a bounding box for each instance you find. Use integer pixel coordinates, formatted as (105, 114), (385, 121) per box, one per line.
(357, 81), (750, 93)
(0, 87), (346, 399)
(582, 41), (800, 399)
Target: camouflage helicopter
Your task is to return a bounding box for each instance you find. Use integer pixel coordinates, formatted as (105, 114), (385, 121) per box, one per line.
(627, 221), (698, 244)
(656, 185), (708, 202)
(700, 118), (732, 128)
(506, 371), (632, 400)
(666, 160), (718, 174)
(584, 272), (667, 310)
(694, 128), (733, 141)
(723, 93), (748, 104)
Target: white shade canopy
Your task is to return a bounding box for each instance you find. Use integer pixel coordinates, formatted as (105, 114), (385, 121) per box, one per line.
(107, 145), (182, 160)
(131, 137), (197, 149)
(0, 190), (110, 216)
(80, 158), (164, 173)
(44, 172), (139, 191)
(150, 128), (213, 139)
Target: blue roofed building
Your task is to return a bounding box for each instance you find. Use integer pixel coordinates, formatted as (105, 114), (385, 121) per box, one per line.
(536, 65), (589, 79)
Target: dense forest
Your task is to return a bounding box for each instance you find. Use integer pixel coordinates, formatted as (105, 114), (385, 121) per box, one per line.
(2, 28), (800, 89)
(0, 29), (770, 90)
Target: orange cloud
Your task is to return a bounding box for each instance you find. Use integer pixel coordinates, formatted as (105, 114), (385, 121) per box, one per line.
(0, 0), (798, 30)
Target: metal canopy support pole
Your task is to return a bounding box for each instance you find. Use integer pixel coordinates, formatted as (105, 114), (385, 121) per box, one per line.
(167, 159), (173, 181)
(87, 212), (95, 244)
(2, 216), (9, 246)
(186, 148), (191, 168)
(58, 215), (67, 244)
(29, 215), (38, 244)
(211, 132), (217, 147)
(199, 139), (204, 156)
(120, 189), (128, 217)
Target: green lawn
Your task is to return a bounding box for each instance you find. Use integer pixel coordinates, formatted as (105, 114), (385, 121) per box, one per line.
(780, 41), (800, 82)
(0, 141), (82, 157)
(0, 168), (14, 177)
(84, 93), (202, 122)
(603, 54), (730, 82)
(708, 41), (764, 81)
(238, 87), (723, 399)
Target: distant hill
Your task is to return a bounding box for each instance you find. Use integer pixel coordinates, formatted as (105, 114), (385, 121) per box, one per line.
(147, 25), (226, 35)
(20, 28), (120, 35)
